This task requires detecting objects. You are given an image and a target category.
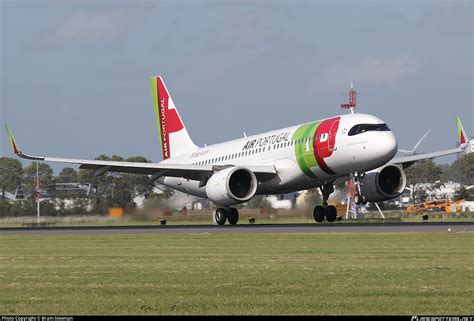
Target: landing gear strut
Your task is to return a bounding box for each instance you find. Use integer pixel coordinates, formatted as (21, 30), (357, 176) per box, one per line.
(313, 182), (338, 223)
(214, 208), (239, 226)
(352, 172), (367, 205)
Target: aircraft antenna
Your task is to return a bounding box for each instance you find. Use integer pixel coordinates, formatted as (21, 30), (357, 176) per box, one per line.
(340, 82), (357, 114)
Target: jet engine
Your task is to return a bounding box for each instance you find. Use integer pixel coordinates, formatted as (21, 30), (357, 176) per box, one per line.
(359, 164), (407, 202)
(206, 167), (258, 206)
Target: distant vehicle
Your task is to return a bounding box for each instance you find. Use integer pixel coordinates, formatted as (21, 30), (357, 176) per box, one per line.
(405, 199), (465, 214)
(5, 75), (470, 225)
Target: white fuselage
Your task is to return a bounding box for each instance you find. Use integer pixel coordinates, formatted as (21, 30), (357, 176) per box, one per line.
(157, 113), (398, 199)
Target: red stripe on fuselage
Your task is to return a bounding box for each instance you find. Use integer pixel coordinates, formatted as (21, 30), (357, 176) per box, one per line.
(313, 117), (340, 175)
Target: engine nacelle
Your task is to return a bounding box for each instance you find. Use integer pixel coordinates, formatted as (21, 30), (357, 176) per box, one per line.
(206, 167), (258, 206)
(359, 164), (407, 202)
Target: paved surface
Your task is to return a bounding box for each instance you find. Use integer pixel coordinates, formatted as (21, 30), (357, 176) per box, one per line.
(0, 222), (473, 236)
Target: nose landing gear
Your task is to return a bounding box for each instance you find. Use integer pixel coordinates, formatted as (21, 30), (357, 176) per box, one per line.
(352, 172), (367, 205)
(312, 182), (338, 223)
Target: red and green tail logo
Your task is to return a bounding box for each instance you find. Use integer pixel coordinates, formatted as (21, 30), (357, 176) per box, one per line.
(150, 76), (184, 160)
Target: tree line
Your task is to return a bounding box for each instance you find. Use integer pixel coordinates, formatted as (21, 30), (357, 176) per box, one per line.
(0, 155), (156, 217)
(404, 153), (473, 202)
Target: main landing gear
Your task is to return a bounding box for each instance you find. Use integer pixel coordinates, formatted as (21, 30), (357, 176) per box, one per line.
(313, 182), (338, 223)
(214, 208), (239, 226)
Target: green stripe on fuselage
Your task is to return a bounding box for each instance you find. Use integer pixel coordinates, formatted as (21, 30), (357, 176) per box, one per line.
(292, 121), (320, 179)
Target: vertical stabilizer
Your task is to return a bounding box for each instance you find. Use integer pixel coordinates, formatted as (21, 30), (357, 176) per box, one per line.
(150, 76), (198, 160)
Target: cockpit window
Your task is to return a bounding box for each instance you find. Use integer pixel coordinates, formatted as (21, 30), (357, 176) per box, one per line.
(348, 123), (390, 136)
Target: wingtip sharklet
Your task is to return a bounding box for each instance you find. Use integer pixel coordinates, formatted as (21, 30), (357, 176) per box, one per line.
(456, 116), (469, 145)
(3, 125), (45, 160)
(4, 124), (20, 155)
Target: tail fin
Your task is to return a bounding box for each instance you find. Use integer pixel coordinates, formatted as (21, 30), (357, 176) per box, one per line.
(149, 76), (198, 160)
(456, 116), (469, 145)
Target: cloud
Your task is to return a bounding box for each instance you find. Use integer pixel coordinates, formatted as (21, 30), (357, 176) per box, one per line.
(46, 10), (128, 45)
(318, 55), (419, 90)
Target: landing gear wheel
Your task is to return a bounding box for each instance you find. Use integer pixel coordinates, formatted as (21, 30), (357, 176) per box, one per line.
(313, 206), (325, 223)
(325, 205), (337, 222)
(228, 208), (239, 225)
(354, 194), (362, 205)
(215, 208), (227, 226)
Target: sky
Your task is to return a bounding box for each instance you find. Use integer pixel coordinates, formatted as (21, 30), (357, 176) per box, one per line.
(0, 0), (473, 173)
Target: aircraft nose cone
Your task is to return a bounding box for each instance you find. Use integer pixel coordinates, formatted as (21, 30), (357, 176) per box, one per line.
(379, 132), (398, 161)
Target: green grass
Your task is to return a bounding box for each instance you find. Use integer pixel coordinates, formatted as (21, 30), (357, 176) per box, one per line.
(0, 233), (473, 315)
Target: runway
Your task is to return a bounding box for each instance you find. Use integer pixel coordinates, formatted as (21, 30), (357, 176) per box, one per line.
(0, 222), (473, 236)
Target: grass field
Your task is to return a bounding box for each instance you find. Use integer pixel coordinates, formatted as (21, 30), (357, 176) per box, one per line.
(0, 232), (473, 315)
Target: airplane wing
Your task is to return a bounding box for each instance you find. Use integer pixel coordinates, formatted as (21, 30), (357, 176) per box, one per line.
(5, 126), (277, 182)
(390, 116), (470, 168)
(389, 146), (464, 168)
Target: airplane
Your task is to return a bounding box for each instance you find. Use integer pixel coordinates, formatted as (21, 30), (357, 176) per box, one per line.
(5, 75), (470, 225)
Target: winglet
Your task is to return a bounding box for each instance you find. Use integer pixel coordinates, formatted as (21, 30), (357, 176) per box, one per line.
(4, 125), (44, 160)
(456, 116), (469, 145)
(5, 125), (20, 155)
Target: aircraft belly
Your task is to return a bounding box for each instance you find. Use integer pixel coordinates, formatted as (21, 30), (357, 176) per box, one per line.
(258, 159), (308, 193)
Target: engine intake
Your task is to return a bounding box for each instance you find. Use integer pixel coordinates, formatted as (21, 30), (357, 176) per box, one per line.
(206, 167), (258, 206)
(359, 164), (407, 202)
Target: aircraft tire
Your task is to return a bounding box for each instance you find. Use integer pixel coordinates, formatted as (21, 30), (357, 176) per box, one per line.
(313, 206), (325, 223)
(325, 205), (337, 222)
(228, 208), (239, 225)
(215, 208), (227, 226)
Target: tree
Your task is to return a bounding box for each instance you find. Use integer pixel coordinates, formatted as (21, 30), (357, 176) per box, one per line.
(443, 153), (474, 185)
(57, 167), (78, 183)
(23, 162), (55, 198)
(453, 186), (474, 201)
(123, 156), (154, 196)
(75, 154), (155, 213)
(405, 160), (443, 186)
(0, 157), (23, 200)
